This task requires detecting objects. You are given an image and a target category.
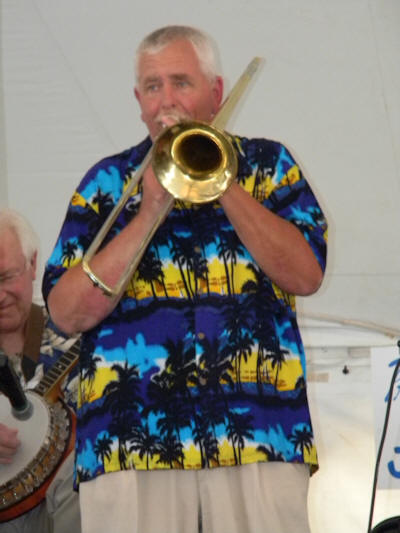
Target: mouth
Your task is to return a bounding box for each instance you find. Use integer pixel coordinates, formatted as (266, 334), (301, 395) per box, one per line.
(156, 111), (191, 129)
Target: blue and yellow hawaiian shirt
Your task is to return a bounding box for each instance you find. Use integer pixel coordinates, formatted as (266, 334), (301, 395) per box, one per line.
(42, 135), (328, 486)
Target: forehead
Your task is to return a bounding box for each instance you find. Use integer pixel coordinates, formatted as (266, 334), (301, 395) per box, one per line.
(0, 228), (24, 269)
(137, 39), (204, 82)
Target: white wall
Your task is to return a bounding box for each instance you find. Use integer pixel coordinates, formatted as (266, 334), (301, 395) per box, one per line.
(0, 4), (7, 208)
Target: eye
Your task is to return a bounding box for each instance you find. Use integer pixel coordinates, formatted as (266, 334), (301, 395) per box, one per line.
(0, 264), (26, 286)
(0, 272), (17, 285)
(175, 79), (190, 89)
(144, 81), (160, 93)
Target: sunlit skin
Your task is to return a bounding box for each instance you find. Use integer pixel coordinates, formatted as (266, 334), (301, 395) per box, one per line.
(0, 228), (37, 463)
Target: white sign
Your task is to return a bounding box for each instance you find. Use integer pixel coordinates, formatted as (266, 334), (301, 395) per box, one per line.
(370, 345), (400, 489)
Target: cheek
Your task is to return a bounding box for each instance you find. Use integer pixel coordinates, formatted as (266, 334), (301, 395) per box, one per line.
(0, 290), (24, 316)
(189, 96), (215, 121)
(141, 97), (160, 118)
(17, 279), (34, 306)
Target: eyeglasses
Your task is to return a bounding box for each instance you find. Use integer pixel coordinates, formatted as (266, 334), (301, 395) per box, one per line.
(0, 262), (27, 289)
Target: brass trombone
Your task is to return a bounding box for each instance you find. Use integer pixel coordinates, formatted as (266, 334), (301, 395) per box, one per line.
(82, 57), (262, 297)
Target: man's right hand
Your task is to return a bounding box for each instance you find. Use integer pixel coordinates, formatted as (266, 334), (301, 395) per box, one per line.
(140, 164), (173, 212)
(0, 423), (20, 464)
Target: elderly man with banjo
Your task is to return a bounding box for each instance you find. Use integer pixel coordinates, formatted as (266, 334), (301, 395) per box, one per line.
(43, 25), (328, 533)
(0, 208), (81, 533)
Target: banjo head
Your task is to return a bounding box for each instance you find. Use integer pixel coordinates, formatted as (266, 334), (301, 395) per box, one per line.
(0, 391), (73, 517)
(0, 392), (49, 483)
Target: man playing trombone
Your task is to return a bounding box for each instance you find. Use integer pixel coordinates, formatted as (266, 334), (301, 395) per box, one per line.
(43, 25), (328, 533)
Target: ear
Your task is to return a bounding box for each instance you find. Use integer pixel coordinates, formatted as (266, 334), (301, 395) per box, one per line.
(212, 76), (224, 113)
(30, 251), (37, 281)
(134, 86), (141, 104)
(134, 87), (145, 123)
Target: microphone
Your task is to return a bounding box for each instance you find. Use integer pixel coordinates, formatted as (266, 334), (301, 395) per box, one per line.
(0, 350), (33, 420)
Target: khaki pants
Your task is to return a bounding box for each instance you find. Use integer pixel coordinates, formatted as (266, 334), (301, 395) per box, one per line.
(80, 462), (311, 533)
(46, 453), (81, 533)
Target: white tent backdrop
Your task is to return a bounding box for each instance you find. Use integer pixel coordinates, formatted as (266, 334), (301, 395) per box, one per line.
(302, 321), (400, 531)
(1, 1), (400, 531)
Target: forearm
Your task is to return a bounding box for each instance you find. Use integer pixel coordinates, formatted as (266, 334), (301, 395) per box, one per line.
(219, 183), (324, 295)
(48, 191), (172, 335)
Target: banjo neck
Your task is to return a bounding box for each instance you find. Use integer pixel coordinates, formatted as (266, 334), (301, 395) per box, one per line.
(33, 339), (80, 403)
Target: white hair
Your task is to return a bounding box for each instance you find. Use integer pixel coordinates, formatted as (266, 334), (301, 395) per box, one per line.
(0, 208), (39, 262)
(135, 25), (221, 82)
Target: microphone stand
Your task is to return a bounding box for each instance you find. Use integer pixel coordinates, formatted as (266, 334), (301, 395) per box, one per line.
(0, 350), (33, 420)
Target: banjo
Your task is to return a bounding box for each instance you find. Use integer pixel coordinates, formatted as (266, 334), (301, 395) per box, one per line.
(0, 340), (80, 522)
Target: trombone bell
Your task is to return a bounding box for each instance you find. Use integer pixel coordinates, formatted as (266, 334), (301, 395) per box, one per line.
(153, 121), (238, 204)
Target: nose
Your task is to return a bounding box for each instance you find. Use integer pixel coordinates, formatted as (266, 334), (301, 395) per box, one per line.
(160, 83), (177, 110)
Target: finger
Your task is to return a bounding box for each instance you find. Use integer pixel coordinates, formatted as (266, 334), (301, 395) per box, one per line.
(0, 428), (20, 448)
(0, 455), (14, 464)
(0, 442), (20, 462)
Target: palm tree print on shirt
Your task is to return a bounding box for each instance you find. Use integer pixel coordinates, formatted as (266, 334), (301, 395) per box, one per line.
(44, 136), (327, 482)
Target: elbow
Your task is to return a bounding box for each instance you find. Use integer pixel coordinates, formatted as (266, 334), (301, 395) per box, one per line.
(47, 290), (83, 337)
(48, 306), (81, 337)
(47, 282), (117, 335)
(295, 266), (324, 296)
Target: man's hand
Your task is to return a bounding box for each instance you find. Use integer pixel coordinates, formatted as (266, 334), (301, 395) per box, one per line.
(140, 164), (172, 211)
(0, 423), (20, 464)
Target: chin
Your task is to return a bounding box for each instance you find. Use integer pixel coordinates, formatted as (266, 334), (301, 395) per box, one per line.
(0, 315), (24, 335)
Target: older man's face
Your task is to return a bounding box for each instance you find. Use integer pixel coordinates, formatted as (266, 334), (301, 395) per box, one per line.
(135, 38), (223, 139)
(0, 229), (36, 336)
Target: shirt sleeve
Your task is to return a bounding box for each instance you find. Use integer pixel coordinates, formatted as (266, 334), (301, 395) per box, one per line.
(269, 143), (328, 274)
(42, 160), (126, 304)
(42, 143), (149, 304)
